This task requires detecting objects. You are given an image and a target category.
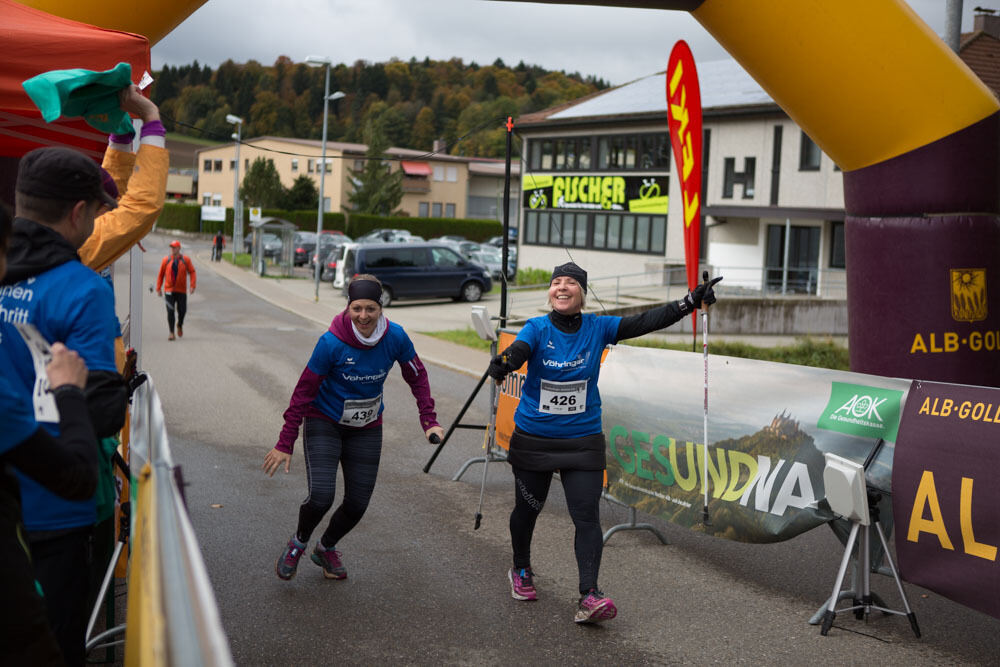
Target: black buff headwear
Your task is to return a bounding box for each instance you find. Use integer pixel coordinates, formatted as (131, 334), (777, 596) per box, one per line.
(550, 262), (587, 293)
(347, 278), (383, 304)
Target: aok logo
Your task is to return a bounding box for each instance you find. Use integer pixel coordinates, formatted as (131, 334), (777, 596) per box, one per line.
(833, 394), (887, 424)
(951, 268), (987, 323)
(818, 382), (903, 440)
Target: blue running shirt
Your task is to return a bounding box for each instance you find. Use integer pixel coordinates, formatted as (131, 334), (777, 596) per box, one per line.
(513, 313), (620, 438)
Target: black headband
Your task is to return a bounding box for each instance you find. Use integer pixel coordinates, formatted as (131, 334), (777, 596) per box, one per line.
(550, 262), (587, 293)
(347, 279), (382, 304)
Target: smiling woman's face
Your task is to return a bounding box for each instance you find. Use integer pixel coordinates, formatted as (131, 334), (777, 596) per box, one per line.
(548, 276), (583, 315)
(349, 299), (381, 336)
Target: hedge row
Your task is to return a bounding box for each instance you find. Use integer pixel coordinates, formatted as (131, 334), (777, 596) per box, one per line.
(155, 203), (503, 242)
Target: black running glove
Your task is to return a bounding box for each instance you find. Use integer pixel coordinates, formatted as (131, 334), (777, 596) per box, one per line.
(683, 274), (723, 310)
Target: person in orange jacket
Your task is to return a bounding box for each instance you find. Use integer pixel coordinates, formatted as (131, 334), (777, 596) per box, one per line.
(156, 240), (196, 341)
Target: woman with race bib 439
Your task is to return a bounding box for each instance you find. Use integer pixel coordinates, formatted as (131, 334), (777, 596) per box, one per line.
(488, 262), (721, 624)
(263, 274), (444, 581)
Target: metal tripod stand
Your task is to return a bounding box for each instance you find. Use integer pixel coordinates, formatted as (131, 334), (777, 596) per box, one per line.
(819, 487), (920, 638)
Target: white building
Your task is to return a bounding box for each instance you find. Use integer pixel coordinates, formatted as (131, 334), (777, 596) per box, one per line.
(515, 59), (846, 297)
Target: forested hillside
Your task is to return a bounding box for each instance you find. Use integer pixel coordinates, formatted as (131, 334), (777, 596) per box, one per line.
(151, 56), (608, 158)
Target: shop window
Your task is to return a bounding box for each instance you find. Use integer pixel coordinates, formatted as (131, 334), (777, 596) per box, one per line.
(651, 217), (666, 253)
(635, 216), (650, 252)
(540, 140), (553, 170)
(537, 212), (550, 244)
(800, 131), (821, 171)
(593, 214), (607, 248)
(578, 138), (592, 170)
(574, 214), (588, 247)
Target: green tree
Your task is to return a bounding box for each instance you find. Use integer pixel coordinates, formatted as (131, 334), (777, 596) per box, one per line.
(411, 106), (437, 150)
(240, 157), (285, 208)
(347, 120), (403, 215)
(282, 174), (319, 210)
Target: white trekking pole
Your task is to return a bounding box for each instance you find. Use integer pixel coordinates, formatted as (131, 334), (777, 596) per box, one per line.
(701, 270), (711, 526)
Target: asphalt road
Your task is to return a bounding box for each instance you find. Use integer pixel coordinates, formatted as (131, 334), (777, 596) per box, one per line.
(121, 235), (998, 665)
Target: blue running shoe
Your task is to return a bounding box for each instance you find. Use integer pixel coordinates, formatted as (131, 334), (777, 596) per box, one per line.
(275, 537), (306, 580)
(311, 544), (347, 580)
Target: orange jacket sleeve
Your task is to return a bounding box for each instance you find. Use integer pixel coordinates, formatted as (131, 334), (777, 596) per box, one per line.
(79, 143), (169, 272)
(185, 256), (196, 291)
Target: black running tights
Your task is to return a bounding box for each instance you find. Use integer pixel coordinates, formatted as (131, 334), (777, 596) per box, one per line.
(509, 466), (604, 594)
(296, 418), (382, 549)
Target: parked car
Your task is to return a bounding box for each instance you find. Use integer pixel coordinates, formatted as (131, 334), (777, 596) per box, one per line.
(332, 242), (358, 289)
(292, 231), (317, 266)
(355, 228), (413, 244)
(310, 231), (353, 270)
(340, 242), (492, 306)
(260, 232), (282, 259)
(438, 235), (467, 243)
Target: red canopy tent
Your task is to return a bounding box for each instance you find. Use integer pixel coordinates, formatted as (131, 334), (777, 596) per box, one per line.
(0, 0), (149, 202)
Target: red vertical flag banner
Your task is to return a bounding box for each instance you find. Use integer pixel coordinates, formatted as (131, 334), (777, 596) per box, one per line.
(666, 41), (703, 332)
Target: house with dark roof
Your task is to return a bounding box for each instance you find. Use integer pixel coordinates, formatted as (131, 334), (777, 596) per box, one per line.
(513, 14), (1000, 297)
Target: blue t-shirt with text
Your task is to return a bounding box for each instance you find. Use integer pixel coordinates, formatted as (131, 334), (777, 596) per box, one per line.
(0, 260), (117, 531)
(513, 313), (621, 438)
(308, 321), (416, 424)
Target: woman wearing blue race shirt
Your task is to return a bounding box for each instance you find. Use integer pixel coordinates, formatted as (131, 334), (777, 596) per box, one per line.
(263, 275), (444, 581)
(488, 262), (721, 624)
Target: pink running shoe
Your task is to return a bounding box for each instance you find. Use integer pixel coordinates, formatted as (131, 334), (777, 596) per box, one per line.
(508, 567), (538, 601)
(574, 589), (617, 624)
(311, 544), (347, 580)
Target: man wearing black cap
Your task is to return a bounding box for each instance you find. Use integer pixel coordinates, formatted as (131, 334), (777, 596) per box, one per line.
(0, 146), (127, 666)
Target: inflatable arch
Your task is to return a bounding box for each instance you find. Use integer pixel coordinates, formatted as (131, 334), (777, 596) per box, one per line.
(15, 0), (1000, 386)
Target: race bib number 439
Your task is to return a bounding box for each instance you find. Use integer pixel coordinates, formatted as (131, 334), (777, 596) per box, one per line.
(539, 379), (587, 414)
(340, 395), (382, 426)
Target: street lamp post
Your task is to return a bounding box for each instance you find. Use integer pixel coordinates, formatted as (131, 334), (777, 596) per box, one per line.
(305, 55), (345, 301)
(226, 114), (243, 261)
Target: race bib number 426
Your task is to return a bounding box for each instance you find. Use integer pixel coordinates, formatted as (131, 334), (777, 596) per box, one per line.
(538, 379), (587, 414)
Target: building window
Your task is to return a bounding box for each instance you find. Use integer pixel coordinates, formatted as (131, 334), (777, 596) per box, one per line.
(829, 221), (845, 269)
(540, 140), (553, 170)
(418, 202), (429, 217)
(202, 193), (212, 205)
(213, 160), (223, 171)
(307, 159), (314, 173)
(230, 159), (236, 170)
(292, 159), (299, 172)
(578, 138), (592, 170)
(445, 203), (456, 218)
(723, 157), (756, 199)
(212, 194), (222, 205)
(766, 223), (821, 294)
(203, 159), (212, 172)
(354, 159), (364, 171)
(244, 158), (249, 170)
(432, 202), (442, 217)
(800, 131), (821, 171)
(433, 166), (444, 181)
(446, 166), (457, 182)
(524, 210), (665, 255)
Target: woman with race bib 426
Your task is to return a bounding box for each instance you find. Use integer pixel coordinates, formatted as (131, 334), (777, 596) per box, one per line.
(263, 274), (444, 581)
(488, 262), (721, 624)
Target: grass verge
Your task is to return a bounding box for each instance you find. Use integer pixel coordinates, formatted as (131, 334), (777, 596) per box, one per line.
(420, 328), (850, 370)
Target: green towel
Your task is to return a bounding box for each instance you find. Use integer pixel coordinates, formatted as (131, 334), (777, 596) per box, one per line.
(22, 62), (134, 134)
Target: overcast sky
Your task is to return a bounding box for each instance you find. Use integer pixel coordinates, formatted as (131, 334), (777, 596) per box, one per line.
(152, 1), (998, 86)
